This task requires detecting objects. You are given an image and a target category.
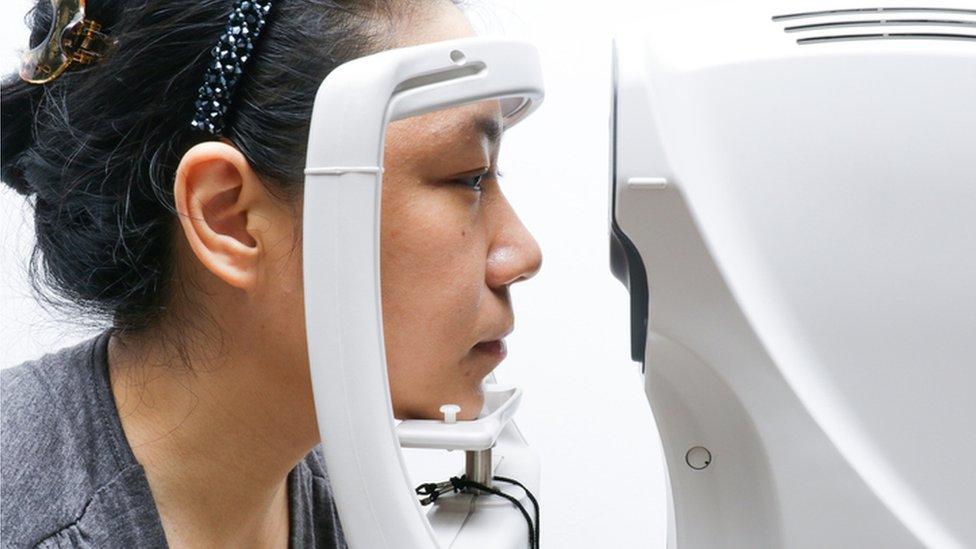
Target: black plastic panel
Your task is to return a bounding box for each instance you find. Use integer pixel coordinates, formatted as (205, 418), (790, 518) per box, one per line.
(609, 42), (649, 368)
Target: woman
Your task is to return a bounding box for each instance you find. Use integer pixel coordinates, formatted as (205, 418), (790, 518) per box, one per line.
(0, 0), (542, 546)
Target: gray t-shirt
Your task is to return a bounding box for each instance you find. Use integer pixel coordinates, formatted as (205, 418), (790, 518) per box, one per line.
(1, 331), (346, 548)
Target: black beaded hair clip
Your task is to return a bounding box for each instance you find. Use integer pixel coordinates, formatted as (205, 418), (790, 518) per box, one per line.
(190, 0), (273, 136)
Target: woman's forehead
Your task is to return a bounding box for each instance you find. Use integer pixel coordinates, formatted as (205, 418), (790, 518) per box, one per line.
(388, 100), (504, 151)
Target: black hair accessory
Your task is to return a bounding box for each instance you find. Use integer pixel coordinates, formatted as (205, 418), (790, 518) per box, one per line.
(19, 0), (116, 85)
(190, 0), (273, 136)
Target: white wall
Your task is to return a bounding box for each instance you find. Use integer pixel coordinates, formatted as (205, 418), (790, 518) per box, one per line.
(0, 1), (668, 547)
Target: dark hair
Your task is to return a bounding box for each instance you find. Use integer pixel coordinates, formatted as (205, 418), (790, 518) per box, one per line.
(1, 0), (414, 331)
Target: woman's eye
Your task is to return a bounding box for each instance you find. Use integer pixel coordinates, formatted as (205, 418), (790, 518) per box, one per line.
(456, 172), (485, 192)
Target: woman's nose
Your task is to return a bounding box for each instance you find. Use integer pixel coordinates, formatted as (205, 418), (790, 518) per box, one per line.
(486, 201), (543, 289)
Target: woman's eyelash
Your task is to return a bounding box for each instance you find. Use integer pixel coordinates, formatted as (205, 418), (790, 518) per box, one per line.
(457, 172), (486, 191)
(455, 167), (501, 192)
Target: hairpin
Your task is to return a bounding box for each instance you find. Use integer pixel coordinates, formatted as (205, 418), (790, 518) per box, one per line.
(20, 0), (116, 84)
(190, 0), (274, 136)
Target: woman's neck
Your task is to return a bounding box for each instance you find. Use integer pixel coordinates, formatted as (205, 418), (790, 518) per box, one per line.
(107, 324), (317, 548)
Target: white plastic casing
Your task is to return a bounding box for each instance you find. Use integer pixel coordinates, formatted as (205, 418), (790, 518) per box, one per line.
(611, 2), (976, 548)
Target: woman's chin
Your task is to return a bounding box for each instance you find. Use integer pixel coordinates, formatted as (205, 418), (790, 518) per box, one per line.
(391, 388), (483, 421)
(457, 392), (485, 420)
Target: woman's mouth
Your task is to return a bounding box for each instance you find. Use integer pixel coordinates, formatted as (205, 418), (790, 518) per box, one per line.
(472, 339), (508, 362)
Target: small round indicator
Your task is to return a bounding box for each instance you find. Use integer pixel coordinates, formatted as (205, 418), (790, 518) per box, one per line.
(450, 50), (466, 65)
(686, 446), (712, 470)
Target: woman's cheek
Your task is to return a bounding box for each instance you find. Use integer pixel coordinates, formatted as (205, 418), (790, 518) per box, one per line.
(380, 183), (487, 417)
(382, 258), (486, 418)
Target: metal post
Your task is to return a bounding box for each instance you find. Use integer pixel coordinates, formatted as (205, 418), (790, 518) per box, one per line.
(464, 448), (493, 490)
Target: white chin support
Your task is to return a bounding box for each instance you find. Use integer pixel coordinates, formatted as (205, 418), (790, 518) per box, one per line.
(302, 37), (544, 549)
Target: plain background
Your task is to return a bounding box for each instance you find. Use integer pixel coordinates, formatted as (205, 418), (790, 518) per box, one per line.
(0, 1), (669, 546)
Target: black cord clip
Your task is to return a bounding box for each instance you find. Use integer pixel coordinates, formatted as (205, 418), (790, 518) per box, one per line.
(415, 475), (541, 548)
(415, 479), (456, 506)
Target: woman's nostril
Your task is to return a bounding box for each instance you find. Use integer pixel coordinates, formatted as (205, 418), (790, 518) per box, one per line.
(486, 243), (542, 288)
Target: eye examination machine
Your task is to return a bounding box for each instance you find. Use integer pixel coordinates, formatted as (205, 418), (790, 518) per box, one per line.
(303, 36), (545, 549)
(301, 1), (976, 548)
(610, 2), (976, 548)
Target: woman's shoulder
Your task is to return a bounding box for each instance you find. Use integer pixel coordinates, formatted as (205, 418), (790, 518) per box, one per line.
(2, 335), (102, 426)
(1, 334), (120, 471)
(1, 336), (105, 475)
(1, 332), (154, 547)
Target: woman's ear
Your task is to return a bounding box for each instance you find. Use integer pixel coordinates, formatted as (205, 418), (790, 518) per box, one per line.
(173, 141), (269, 291)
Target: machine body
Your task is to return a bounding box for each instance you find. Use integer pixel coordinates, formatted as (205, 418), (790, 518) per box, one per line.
(611, 2), (976, 547)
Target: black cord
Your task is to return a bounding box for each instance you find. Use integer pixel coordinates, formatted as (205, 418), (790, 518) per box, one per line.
(493, 476), (540, 549)
(415, 474), (541, 548)
(458, 477), (537, 549)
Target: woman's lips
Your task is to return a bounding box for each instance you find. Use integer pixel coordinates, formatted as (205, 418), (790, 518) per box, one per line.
(472, 339), (508, 362)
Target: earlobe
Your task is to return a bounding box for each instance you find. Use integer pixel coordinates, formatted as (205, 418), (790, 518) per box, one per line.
(174, 142), (262, 291)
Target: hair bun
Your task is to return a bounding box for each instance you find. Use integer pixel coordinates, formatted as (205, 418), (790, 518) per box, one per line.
(1, 75), (42, 196)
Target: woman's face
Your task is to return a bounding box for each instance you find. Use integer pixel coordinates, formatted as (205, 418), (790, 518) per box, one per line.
(172, 2), (539, 429)
(376, 5), (542, 420)
(185, 1), (541, 423)
(380, 99), (541, 420)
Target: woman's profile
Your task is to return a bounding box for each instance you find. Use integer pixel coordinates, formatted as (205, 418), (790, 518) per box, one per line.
(0, 0), (542, 547)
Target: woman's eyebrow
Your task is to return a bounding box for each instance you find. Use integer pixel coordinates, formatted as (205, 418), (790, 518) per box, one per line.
(473, 115), (503, 147)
